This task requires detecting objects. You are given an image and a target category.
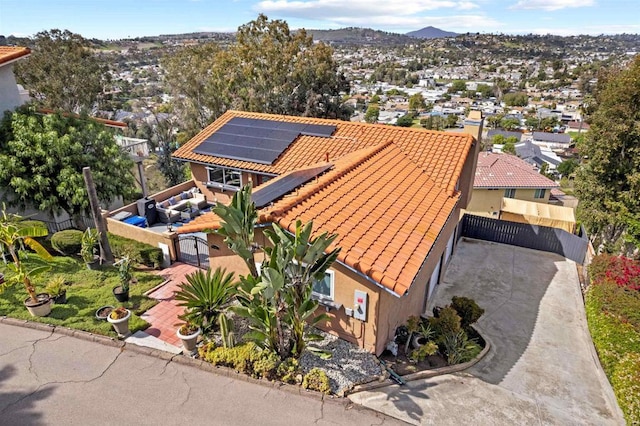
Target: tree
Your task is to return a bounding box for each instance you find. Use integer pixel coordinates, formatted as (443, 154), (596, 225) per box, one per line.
(503, 139), (516, 155)
(503, 92), (528, 107)
(408, 93), (426, 112)
(14, 29), (108, 113)
(216, 184), (339, 359)
(396, 114), (414, 127)
(557, 159), (578, 177)
(0, 207), (52, 304)
(448, 80), (467, 93)
(163, 14), (351, 137)
(575, 56), (640, 253)
(364, 104), (380, 123)
(500, 117), (521, 131)
(0, 107), (135, 223)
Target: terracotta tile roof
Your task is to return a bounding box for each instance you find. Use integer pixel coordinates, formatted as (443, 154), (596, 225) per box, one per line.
(180, 142), (459, 296)
(474, 152), (559, 189)
(259, 141), (459, 296)
(0, 46), (30, 66)
(174, 110), (474, 196)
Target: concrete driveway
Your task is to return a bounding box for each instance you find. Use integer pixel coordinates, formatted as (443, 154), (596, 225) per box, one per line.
(349, 239), (624, 425)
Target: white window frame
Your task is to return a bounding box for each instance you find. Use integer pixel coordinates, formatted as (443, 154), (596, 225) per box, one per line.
(504, 188), (516, 198)
(255, 262), (335, 301)
(206, 166), (243, 191)
(534, 188), (546, 199)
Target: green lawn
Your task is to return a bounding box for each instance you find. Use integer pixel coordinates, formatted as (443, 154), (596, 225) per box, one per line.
(0, 256), (164, 336)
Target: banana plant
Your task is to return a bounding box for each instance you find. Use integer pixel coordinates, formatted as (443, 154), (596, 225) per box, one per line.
(0, 206), (52, 303)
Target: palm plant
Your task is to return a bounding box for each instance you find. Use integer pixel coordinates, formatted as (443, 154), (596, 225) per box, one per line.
(0, 206), (52, 304)
(174, 268), (237, 333)
(80, 228), (100, 263)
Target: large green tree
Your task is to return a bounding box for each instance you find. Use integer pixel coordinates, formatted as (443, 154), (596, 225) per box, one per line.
(575, 56), (640, 253)
(0, 107), (135, 222)
(14, 29), (108, 113)
(163, 15), (351, 138)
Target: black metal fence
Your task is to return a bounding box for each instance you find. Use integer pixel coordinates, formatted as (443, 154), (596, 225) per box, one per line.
(176, 235), (210, 269)
(461, 214), (589, 264)
(41, 216), (95, 234)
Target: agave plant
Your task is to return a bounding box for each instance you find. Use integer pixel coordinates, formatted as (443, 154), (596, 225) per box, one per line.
(174, 268), (237, 333)
(0, 206), (52, 303)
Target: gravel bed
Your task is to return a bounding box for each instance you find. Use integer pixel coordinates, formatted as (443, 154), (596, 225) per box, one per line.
(299, 329), (383, 395)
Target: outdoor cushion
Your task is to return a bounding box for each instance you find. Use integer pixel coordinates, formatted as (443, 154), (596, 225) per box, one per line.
(160, 200), (170, 208)
(180, 192), (189, 200)
(168, 196), (177, 205)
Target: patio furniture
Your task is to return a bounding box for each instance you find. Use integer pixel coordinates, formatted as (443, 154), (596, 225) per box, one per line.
(112, 211), (132, 221)
(156, 188), (208, 223)
(180, 207), (200, 221)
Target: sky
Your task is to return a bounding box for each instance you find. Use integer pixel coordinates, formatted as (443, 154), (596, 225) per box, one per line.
(0, 0), (638, 40)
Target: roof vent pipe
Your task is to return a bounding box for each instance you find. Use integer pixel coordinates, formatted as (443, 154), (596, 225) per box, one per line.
(325, 152), (329, 162)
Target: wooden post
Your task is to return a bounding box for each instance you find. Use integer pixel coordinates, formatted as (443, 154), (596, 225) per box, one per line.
(83, 167), (114, 263)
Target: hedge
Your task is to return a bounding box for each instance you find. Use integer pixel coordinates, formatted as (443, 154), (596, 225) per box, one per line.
(586, 255), (640, 425)
(107, 233), (163, 269)
(51, 230), (83, 256)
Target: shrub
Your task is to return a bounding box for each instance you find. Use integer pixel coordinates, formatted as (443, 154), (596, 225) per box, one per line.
(51, 229), (83, 256)
(442, 330), (480, 365)
(203, 342), (279, 379)
(590, 254), (640, 291)
(107, 233), (163, 268)
(409, 341), (438, 362)
(451, 296), (484, 328)
(590, 280), (640, 331)
(428, 306), (462, 341)
(611, 353), (640, 423)
(302, 368), (331, 394)
(277, 357), (301, 384)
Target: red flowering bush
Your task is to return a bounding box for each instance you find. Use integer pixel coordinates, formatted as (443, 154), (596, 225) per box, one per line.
(590, 254), (640, 291)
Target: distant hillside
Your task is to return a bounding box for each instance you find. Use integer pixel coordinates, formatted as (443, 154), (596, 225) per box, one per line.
(406, 26), (458, 39)
(305, 27), (413, 45)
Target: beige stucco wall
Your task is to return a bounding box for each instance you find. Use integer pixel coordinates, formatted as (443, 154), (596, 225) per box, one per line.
(467, 188), (551, 218)
(106, 217), (179, 261)
(190, 163), (272, 206)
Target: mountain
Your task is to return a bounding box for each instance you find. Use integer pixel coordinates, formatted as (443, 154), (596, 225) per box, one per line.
(406, 26), (458, 39)
(305, 27), (413, 45)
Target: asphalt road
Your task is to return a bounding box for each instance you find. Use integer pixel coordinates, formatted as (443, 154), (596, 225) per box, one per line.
(0, 322), (403, 426)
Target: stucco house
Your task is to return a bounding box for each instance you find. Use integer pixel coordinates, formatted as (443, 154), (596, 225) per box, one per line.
(171, 110), (483, 355)
(531, 131), (572, 150)
(467, 152), (559, 218)
(0, 46), (30, 114)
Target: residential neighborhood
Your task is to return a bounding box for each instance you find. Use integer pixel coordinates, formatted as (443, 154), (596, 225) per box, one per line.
(0, 9), (638, 426)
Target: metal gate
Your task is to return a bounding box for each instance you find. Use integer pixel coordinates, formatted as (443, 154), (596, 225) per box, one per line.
(176, 235), (210, 269)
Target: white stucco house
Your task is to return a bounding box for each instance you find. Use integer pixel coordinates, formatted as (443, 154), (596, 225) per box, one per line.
(0, 46), (30, 114)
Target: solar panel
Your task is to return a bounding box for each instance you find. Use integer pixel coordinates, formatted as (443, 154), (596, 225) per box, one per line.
(194, 117), (336, 165)
(252, 164), (333, 208)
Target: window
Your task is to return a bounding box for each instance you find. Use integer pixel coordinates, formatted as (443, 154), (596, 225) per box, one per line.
(504, 188), (516, 198)
(255, 262), (335, 301)
(207, 166), (242, 190)
(534, 188), (546, 199)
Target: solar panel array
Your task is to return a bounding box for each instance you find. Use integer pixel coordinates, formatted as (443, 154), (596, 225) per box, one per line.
(193, 117), (336, 165)
(252, 164), (333, 208)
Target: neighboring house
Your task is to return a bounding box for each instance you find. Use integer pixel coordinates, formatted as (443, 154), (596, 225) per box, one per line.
(486, 129), (523, 142)
(172, 110), (483, 355)
(566, 120), (590, 133)
(467, 152), (559, 218)
(531, 131), (572, 150)
(0, 46), (30, 114)
(515, 140), (562, 172)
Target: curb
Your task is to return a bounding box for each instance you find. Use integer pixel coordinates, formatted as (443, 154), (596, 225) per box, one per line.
(0, 316), (341, 404)
(348, 326), (491, 395)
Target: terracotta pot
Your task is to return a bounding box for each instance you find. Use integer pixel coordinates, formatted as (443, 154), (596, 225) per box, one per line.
(176, 326), (201, 354)
(24, 293), (52, 317)
(107, 309), (131, 338)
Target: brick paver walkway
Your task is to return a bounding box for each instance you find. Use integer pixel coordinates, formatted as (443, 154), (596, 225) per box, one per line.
(141, 262), (201, 347)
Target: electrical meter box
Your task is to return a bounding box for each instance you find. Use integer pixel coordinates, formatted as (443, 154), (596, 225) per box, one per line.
(353, 290), (368, 321)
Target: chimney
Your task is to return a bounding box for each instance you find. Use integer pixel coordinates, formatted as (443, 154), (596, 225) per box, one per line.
(459, 111), (484, 209)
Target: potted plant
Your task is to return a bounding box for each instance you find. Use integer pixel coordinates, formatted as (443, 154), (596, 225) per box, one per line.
(45, 276), (67, 304)
(107, 306), (131, 338)
(0, 207), (53, 317)
(80, 228), (100, 270)
(95, 305), (114, 321)
(175, 318), (201, 354)
(113, 257), (133, 302)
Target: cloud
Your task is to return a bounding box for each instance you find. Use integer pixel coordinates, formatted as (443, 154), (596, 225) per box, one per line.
(255, 0), (480, 20)
(511, 0), (594, 11)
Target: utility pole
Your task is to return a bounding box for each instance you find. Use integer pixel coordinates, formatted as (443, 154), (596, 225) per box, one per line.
(83, 167), (114, 263)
